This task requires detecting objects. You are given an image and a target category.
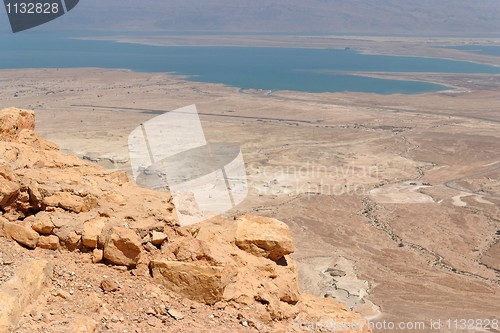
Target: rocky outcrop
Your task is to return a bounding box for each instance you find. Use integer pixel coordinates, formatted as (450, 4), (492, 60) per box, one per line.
(0, 108), (35, 141)
(0, 108), (370, 332)
(235, 214), (295, 261)
(0, 108), (176, 266)
(152, 215), (368, 329)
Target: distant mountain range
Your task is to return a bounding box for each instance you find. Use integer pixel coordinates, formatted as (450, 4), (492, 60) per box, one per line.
(2, 0), (500, 35)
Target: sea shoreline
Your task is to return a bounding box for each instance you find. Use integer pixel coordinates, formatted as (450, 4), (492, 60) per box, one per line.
(74, 34), (500, 67)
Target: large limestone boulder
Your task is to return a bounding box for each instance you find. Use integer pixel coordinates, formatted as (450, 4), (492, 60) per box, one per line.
(155, 217), (301, 321)
(2, 221), (39, 249)
(37, 235), (60, 250)
(151, 259), (227, 305)
(155, 216), (370, 328)
(102, 226), (142, 267)
(235, 215), (294, 261)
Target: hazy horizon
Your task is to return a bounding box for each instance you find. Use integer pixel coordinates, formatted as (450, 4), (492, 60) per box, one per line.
(2, 0), (500, 36)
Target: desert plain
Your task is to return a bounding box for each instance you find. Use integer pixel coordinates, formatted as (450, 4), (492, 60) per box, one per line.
(1, 36), (499, 332)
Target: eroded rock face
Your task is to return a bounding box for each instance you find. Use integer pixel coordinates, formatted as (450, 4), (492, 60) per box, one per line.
(0, 179), (20, 208)
(43, 192), (97, 213)
(0, 108), (35, 141)
(235, 215), (295, 261)
(208, 217), (299, 319)
(0, 108), (176, 254)
(153, 216), (298, 322)
(150, 215), (370, 330)
(151, 260), (226, 305)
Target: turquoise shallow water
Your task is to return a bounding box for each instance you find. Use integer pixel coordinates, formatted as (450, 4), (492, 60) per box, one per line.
(2, 33), (500, 94)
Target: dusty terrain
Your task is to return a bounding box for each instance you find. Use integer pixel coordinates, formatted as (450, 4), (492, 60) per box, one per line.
(0, 65), (499, 332)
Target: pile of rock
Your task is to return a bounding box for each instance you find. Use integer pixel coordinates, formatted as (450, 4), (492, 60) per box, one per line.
(0, 108), (175, 267)
(0, 108), (370, 332)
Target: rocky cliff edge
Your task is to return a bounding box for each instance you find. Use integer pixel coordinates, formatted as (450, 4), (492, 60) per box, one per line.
(0, 108), (370, 333)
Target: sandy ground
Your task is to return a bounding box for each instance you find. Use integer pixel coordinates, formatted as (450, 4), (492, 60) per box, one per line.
(1, 66), (499, 332)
